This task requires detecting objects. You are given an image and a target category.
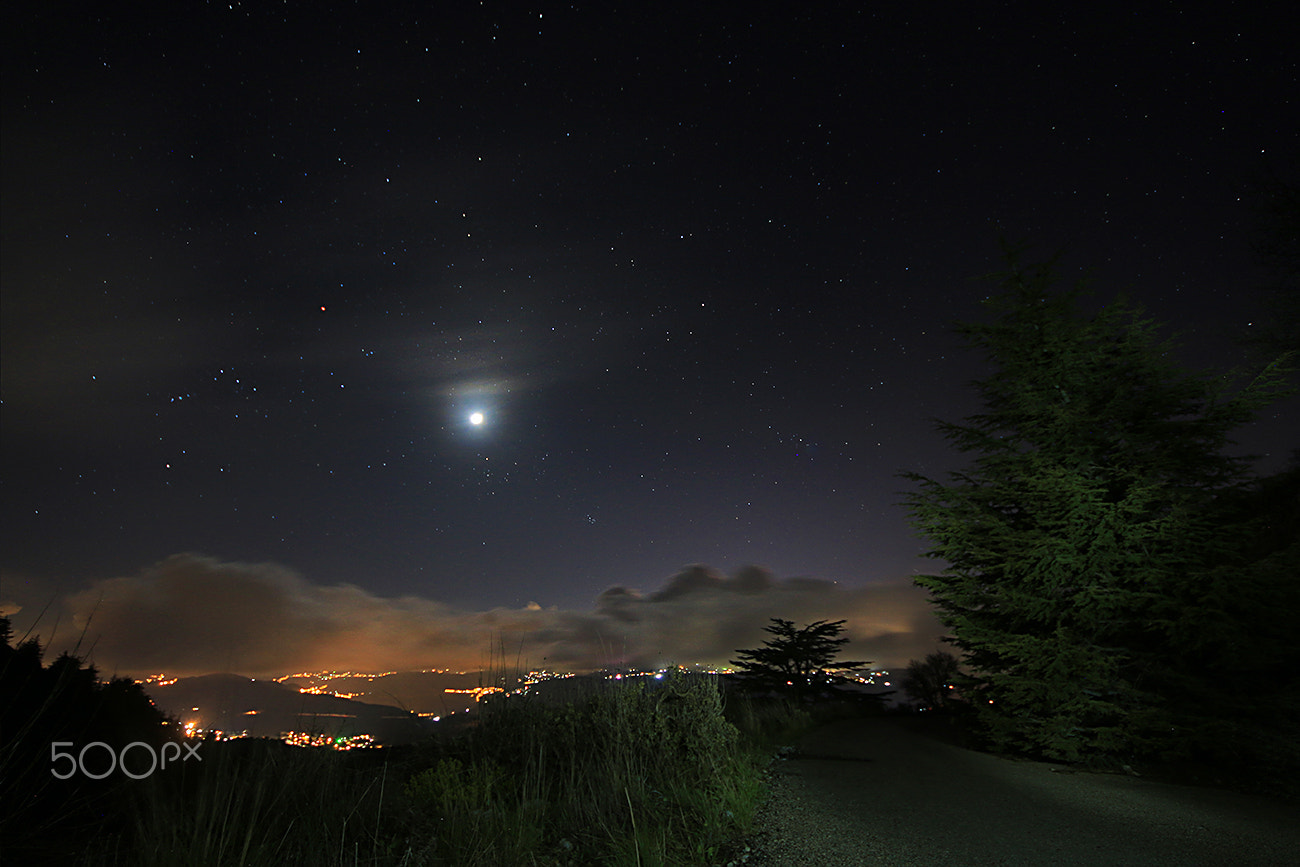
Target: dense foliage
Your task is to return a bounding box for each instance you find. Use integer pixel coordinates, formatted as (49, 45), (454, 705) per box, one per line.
(903, 255), (1298, 777)
(399, 673), (761, 865)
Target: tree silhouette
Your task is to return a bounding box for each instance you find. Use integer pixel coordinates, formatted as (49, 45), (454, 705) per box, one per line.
(0, 615), (177, 858)
(730, 619), (865, 698)
(902, 651), (961, 711)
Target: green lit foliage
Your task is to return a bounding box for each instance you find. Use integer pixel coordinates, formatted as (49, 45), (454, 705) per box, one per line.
(903, 252), (1294, 766)
(721, 691), (816, 747)
(402, 671), (763, 866)
(403, 755), (541, 865)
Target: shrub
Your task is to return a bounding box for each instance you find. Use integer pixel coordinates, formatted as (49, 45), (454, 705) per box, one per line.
(402, 671), (763, 865)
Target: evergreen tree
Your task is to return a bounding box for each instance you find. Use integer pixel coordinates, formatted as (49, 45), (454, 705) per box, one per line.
(730, 619), (865, 698)
(903, 254), (1292, 762)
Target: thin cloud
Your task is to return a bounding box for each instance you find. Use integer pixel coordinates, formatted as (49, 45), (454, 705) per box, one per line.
(49, 554), (945, 677)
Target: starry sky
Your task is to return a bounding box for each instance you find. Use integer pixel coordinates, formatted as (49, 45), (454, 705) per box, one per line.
(2, 2), (1296, 676)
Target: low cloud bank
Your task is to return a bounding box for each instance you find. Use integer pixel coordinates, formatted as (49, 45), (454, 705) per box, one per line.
(35, 554), (943, 677)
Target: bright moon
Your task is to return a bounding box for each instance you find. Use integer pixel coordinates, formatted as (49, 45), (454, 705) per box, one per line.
(469, 412), (485, 426)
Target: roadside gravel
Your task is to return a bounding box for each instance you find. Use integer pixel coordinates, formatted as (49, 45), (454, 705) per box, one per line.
(744, 716), (1299, 866)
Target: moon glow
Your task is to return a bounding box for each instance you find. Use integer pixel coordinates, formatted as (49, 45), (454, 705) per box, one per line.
(469, 412), (485, 426)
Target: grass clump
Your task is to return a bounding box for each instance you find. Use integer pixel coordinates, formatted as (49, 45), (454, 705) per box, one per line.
(403, 671), (764, 865)
(66, 670), (767, 865)
(116, 738), (403, 866)
(723, 692), (816, 748)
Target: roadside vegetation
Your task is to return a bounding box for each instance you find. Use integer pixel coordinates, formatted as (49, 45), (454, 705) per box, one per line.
(3, 616), (845, 866)
(903, 248), (1299, 794)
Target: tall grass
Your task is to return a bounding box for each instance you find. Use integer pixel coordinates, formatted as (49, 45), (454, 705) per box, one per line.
(402, 671), (764, 865)
(722, 691), (816, 748)
(0, 618), (176, 864)
(114, 738), (403, 866)
(90, 671), (774, 865)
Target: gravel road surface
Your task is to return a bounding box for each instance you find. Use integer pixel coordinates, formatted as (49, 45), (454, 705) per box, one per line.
(748, 716), (1299, 866)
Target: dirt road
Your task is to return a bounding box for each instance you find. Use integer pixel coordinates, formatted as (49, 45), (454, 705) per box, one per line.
(749, 716), (1299, 866)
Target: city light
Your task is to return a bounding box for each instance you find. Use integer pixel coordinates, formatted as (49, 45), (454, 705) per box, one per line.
(282, 731), (377, 750)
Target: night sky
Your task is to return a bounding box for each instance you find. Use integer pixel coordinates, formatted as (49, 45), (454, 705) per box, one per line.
(3, 3), (1296, 677)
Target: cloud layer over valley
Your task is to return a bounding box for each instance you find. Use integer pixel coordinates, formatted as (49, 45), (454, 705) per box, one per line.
(7, 554), (945, 677)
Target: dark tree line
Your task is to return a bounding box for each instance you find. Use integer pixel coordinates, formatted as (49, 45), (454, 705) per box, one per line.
(901, 651), (962, 711)
(0, 615), (175, 855)
(903, 251), (1299, 780)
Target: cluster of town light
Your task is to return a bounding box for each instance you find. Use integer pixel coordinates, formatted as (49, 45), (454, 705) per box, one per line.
(181, 721), (246, 741)
(282, 731), (376, 750)
(149, 664), (897, 752)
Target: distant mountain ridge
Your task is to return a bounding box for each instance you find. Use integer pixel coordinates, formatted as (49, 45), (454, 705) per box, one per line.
(278, 669), (507, 716)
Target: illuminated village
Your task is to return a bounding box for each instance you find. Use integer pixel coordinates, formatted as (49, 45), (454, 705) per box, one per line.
(137, 666), (895, 748)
